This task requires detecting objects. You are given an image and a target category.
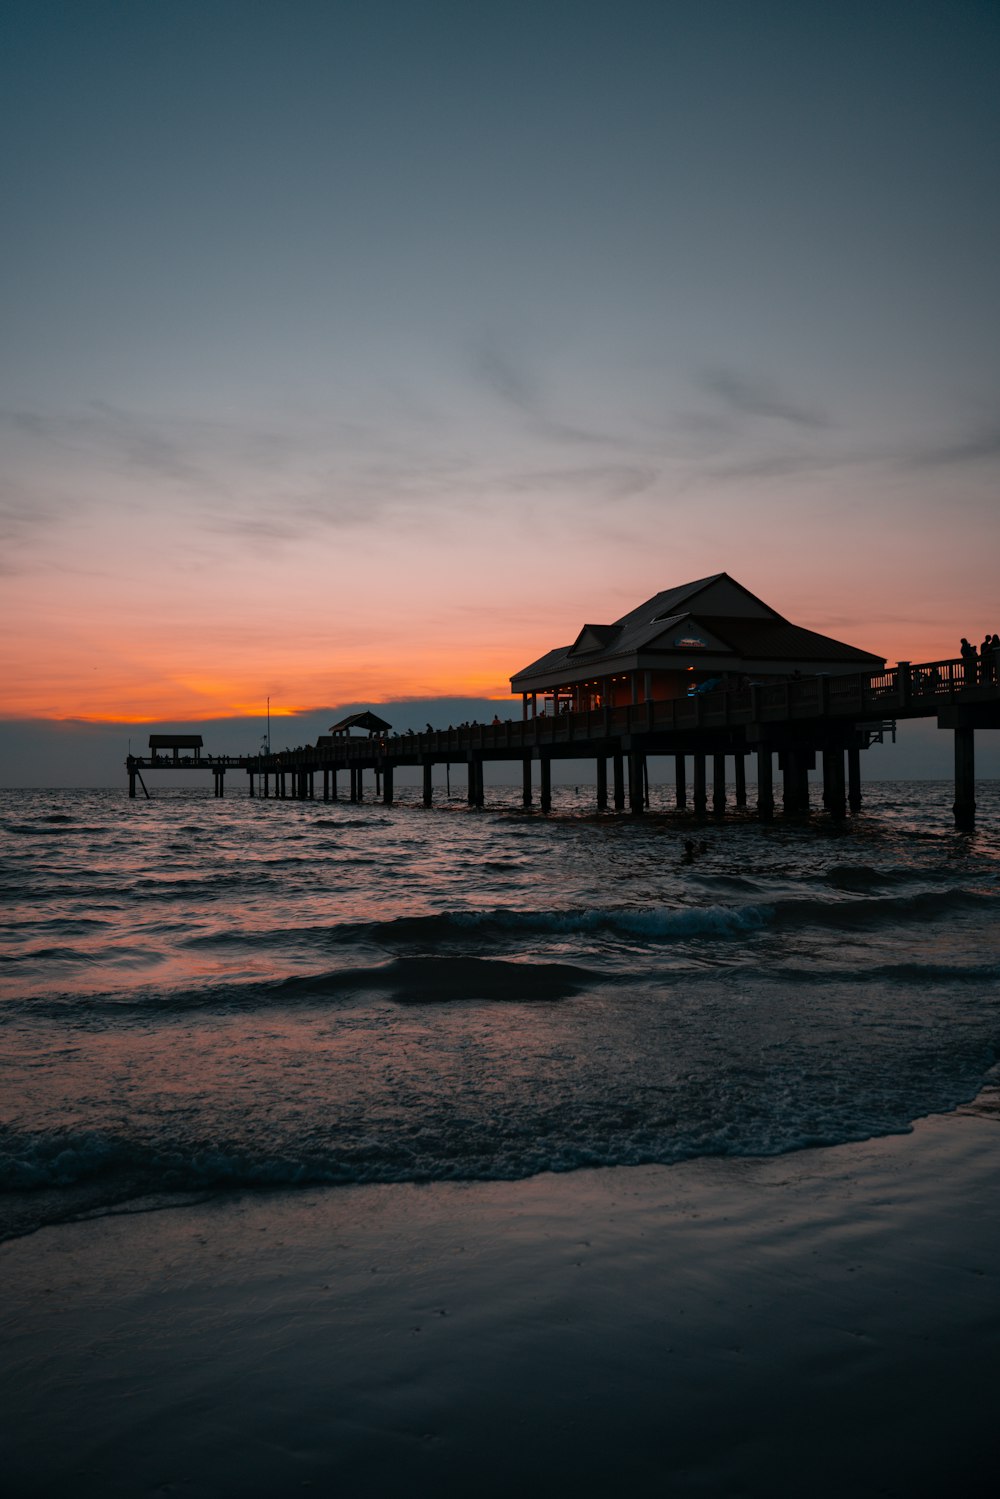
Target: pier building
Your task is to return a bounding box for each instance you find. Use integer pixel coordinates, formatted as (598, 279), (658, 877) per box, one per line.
(510, 574), (884, 717)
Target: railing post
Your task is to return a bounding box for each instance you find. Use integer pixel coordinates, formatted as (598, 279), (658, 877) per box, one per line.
(897, 662), (911, 710)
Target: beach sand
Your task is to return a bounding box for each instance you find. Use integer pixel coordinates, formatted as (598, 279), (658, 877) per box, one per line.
(3, 1102), (999, 1498)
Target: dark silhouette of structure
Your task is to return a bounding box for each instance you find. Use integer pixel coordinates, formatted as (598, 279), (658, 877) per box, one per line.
(125, 579), (1000, 827)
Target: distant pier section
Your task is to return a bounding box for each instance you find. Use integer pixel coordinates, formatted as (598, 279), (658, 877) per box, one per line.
(125, 574), (1000, 827)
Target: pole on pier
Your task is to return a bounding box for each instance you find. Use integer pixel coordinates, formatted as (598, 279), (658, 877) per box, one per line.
(612, 752), (625, 811)
(263, 771), (269, 799)
(323, 768), (329, 802)
(693, 753), (707, 815)
(848, 746), (862, 813)
(128, 769), (136, 798)
(953, 726), (976, 829)
(756, 747), (774, 820)
(540, 755), (552, 814)
(734, 753), (747, 809)
(712, 753), (726, 816)
(675, 754), (686, 810)
(522, 756), (533, 807)
(248, 771), (255, 798)
(383, 765), (394, 806)
(595, 756), (607, 811)
(423, 762), (433, 807)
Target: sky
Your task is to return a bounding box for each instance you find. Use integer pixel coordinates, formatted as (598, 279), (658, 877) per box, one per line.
(2, 0), (999, 782)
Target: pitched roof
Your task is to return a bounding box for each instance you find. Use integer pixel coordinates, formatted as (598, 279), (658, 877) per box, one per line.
(696, 617), (883, 665)
(510, 574), (884, 687)
(329, 711), (392, 733)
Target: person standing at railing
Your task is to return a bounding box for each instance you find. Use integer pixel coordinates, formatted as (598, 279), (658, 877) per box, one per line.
(989, 634), (1000, 686)
(979, 635), (993, 683)
(960, 638), (977, 684)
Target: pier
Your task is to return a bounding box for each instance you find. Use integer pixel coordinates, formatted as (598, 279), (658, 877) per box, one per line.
(126, 656), (1000, 828)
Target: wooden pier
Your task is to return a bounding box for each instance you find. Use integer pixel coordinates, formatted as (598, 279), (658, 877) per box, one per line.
(126, 657), (1000, 827)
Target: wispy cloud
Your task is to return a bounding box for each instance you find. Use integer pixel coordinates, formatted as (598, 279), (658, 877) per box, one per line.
(473, 343), (616, 447)
(904, 422), (1000, 469)
(508, 464), (658, 500)
(700, 368), (831, 430)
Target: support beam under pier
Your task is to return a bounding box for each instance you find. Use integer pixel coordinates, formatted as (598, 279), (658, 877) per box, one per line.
(822, 746), (846, 819)
(954, 726), (976, 829)
(692, 753), (707, 816)
(675, 754), (686, 810)
(539, 755), (552, 814)
(712, 754), (726, 816)
(628, 752), (645, 815)
(596, 756), (607, 811)
(756, 747), (774, 821)
(612, 752), (625, 812)
(848, 746), (862, 814)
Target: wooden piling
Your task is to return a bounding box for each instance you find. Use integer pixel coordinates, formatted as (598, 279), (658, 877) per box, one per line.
(675, 754), (686, 809)
(756, 747), (774, 820)
(734, 753), (747, 808)
(628, 752), (644, 815)
(823, 746), (846, 818)
(848, 746), (862, 812)
(953, 726), (976, 829)
(712, 753), (726, 816)
(540, 755), (552, 813)
(693, 753), (707, 815)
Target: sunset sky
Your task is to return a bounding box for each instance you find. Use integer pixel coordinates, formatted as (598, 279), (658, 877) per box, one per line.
(2, 2), (999, 765)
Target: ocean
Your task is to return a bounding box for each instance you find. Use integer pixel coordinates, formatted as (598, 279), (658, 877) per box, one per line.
(3, 779), (999, 1243)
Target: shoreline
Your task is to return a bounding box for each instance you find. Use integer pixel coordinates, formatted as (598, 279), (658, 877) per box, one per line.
(3, 1102), (1000, 1497)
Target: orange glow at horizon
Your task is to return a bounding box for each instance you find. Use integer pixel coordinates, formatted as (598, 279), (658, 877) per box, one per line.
(0, 613), (975, 726)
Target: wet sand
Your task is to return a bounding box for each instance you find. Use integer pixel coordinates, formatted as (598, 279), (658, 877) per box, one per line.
(3, 1104), (999, 1498)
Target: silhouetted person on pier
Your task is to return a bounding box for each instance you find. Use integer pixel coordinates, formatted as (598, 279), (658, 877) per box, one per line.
(987, 634), (1000, 686)
(960, 638), (977, 684)
(980, 635), (992, 683)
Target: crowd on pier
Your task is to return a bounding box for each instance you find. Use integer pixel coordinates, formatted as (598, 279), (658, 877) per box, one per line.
(960, 634), (1000, 684)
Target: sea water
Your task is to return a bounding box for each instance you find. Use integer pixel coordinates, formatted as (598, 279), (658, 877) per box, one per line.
(2, 781), (999, 1241)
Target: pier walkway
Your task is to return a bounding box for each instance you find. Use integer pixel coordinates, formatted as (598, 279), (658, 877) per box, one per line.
(126, 657), (1000, 827)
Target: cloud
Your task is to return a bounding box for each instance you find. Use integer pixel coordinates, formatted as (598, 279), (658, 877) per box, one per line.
(508, 464), (658, 500)
(472, 343), (615, 447)
(700, 369), (831, 430)
(904, 422), (1000, 469)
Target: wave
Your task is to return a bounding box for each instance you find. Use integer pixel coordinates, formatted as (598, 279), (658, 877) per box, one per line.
(5, 1060), (995, 1241)
(273, 955), (597, 1003)
(335, 888), (998, 947)
(169, 886), (1000, 961)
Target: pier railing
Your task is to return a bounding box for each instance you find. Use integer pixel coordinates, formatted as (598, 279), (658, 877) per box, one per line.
(126, 655), (995, 777)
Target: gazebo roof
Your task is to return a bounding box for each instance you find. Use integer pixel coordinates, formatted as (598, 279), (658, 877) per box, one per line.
(329, 711), (392, 734)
